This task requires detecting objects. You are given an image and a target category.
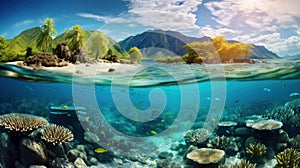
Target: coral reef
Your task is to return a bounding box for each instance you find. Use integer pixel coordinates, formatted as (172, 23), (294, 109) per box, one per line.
(41, 124), (74, 144)
(187, 148), (225, 168)
(275, 148), (300, 168)
(207, 135), (241, 156)
(231, 160), (256, 168)
(266, 105), (300, 128)
(246, 143), (267, 163)
(0, 113), (48, 132)
(184, 128), (210, 147)
(291, 134), (300, 150)
(250, 119), (282, 131)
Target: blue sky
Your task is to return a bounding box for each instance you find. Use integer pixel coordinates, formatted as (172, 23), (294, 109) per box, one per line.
(1, 0), (300, 57)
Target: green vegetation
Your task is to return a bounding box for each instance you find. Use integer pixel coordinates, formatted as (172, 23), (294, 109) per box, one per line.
(183, 36), (253, 64)
(86, 31), (109, 60)
(155, 56), (184, 64)
(64, 25), (86, 51)
(128, 46), (143, 63)
(37, 18), (57, 52)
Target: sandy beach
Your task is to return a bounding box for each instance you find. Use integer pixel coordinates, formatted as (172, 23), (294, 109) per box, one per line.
(6, 61), (142, 77)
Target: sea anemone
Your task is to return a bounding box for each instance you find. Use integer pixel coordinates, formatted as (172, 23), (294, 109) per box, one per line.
(231, 160), (256, 168)
(41, 124), (74, 144)
(187, 148), (225, 167)
(275, 148), (300, 168)
(184, 128), (210, 147)
(0, 113), (48, 132)
(246, 143), (267, 158)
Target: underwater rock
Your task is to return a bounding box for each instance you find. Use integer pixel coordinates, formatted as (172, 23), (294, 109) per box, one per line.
(277, 129), (289, 143)
(19, 138), (47, 167)
(88, 157), (98, 165)
(186, 148), (225, 168)
(83, 131), (100, 144)
(67, 149), (81, 162)
(74, 158), (87, 168)
(234, 127), (251, 136)
(158, 151), (174, 159)
(15, 161), (25, 168)
(156, 159), (181, 168)
(275, 143), (287, 153)
(0, 132), (18, 168)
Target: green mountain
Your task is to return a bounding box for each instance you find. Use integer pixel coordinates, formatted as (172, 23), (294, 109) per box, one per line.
(119, 30), (279, 59)
(7, 27), (127, 58)
(7, 27), (42, 54)
(54, 30), (127, 58)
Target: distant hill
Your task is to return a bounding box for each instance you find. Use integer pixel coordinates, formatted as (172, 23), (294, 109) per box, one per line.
(283, 54), (300, 59)
(54, 30), (127, 57)
(7, 27), (127, 57)
(118, 30), (279, 59)
(7, 27), (42, 54)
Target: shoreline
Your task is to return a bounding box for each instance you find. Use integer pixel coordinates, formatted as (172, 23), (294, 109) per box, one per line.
(5, 61), (142, 77)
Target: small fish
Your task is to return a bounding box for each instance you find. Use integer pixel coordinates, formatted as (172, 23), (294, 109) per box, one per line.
(161, 119), (165, 123)
(263, 88), (271, 92)
(168, 115), (174, 119)
(214, 97), (220, 101)
(61, 104), (68, 109)
(85, 116), (90, 121)
(150, 130), (158, 135)
(67, 114), (72, 118)
(234, 99), (240, 103)
(100, 130), (105, 136)
(166, 111), (171, 115)
(211, 117), (216, 122)
(94, 148), (107, 153)
(207, 97), (211, 100)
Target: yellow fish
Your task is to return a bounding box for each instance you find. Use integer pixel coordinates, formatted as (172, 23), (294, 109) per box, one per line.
(161, 119), (165, 123)
(150, 130), (158, 135)
(94, 148), (107, 153)
(61, 104), (68, 109)
(100, 130), (105, 136)
(85, 116), (90, 121)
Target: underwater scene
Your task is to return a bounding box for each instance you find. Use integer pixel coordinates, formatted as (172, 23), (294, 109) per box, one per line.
(0, 59), (300, 168)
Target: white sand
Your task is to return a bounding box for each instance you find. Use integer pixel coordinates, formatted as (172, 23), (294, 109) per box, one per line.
(6, 61), (142, 77)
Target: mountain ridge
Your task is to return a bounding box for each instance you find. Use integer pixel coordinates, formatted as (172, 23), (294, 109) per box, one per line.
(119, 30), (280, 59)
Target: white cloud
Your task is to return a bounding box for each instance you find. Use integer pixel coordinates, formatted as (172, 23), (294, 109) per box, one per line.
(234, 33), (281, 44)
(14, 20), (35, 27)
(200, 25), (240, 37)
(77, 13), (132, 24)
(297, 28), (300, 36)
(204, 0), (300, 31)
(266, 35), (300, 56)
(126, 0), (203, 31)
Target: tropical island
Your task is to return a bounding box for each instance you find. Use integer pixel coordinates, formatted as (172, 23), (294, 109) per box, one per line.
(0, 18), (280, 72)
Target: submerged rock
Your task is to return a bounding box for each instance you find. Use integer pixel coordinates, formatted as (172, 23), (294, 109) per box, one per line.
(83, 132), (100, 144)
(74, 158), (87, 168)
(19, 138), (47, 167)
(0, 133), (18, 168)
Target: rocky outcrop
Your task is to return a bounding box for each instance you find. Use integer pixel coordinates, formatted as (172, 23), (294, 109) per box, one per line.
(103, 55), (120, 63)
(24, 53), (62, 67)
(19, 138), (47, 167)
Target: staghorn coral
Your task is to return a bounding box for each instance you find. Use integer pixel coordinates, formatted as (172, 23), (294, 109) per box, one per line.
(231, 160), (256, 168)
(41, 124), (74, 144)
(266, 105), (300, 127)
(0, 113), (48, 132)
(207, 136), (241, 156)
(184, 128), (210, 147)
(246, 143), (267, 159)
(275, 148), (300, 168)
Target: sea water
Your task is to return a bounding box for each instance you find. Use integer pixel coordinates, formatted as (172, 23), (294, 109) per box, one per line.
(0, 59), (299, 167)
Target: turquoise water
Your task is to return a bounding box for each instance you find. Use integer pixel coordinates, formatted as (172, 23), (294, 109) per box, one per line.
(0, 59), (300, 167)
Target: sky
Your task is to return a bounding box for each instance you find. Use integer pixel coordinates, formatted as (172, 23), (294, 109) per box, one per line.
(1, 0), (300, 57)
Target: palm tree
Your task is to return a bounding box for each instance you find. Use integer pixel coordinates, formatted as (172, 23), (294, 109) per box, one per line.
(65, 25), (86, 51)
(37, 18), (57, 52)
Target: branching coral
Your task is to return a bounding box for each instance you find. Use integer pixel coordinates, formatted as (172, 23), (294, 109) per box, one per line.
(275, 148), (300, 168)
(0, 113), (48, 132)
(246, 143), (267, 159)
(231, 160), (256, 168)
(41, 124), (74, 144)
(184, 128), (210, 147)
(266, 105), (300, 127)
(207, 136), (241, 156)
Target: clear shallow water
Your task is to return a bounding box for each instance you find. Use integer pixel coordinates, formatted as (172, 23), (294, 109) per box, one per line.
(0, 59), (300, 167)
